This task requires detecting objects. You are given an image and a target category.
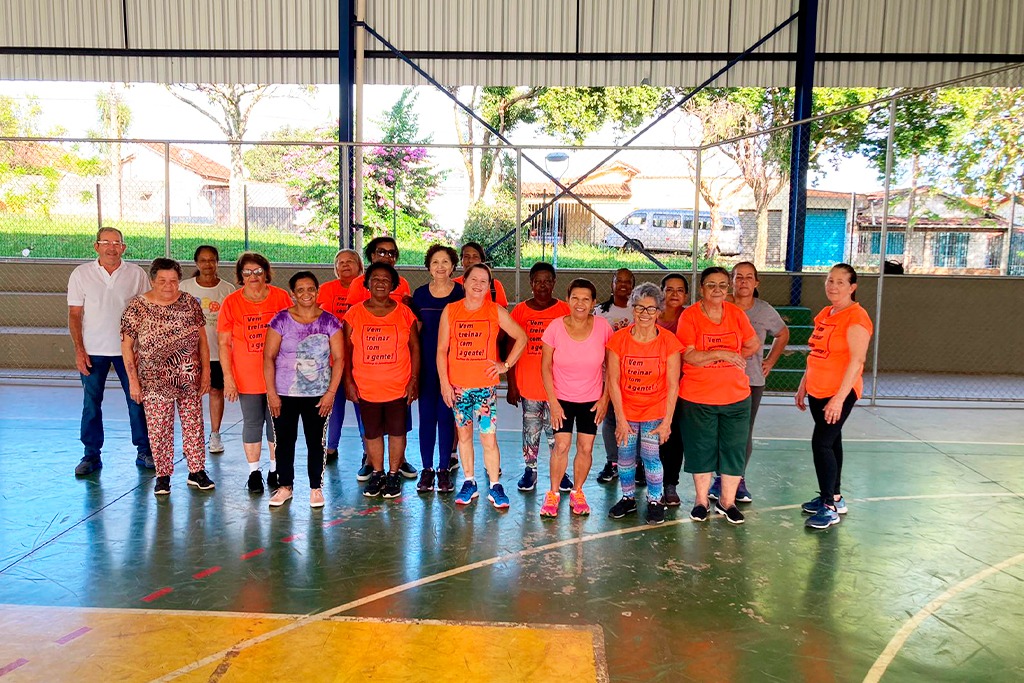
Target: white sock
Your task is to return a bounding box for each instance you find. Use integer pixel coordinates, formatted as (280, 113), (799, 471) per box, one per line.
(489, 480), (500, 487)
(248, 461), (260, 473)
(269, 460), (277, 472)
(464, 476), (475, 484)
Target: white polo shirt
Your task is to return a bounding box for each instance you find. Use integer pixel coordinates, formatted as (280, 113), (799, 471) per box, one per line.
(67, 259), (150, 356)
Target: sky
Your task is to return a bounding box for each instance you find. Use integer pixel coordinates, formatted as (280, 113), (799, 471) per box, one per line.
(0, 80), (883, 193)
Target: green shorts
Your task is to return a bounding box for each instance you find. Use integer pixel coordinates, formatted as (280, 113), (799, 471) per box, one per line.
(681, 397), (751, 477)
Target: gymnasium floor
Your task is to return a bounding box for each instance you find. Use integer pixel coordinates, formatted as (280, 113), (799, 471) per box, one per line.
(1, 383), (1022, 682)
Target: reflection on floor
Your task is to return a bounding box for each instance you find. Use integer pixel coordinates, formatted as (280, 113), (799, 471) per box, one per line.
(1, 385), (1023, 682)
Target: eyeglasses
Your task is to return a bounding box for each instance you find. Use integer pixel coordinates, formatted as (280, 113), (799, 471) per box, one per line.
(633, 305), (659, 315)
(374, 248), (399, 258)
(96, 240), (125, 247)
(241, 267), (265, 277)
(703, 283), (730, 291)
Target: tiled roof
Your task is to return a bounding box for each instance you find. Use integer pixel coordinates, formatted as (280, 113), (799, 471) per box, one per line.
(137, 142), (231, 184)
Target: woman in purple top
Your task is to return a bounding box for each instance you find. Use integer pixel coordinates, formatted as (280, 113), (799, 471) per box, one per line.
(264, 271), (344, 508)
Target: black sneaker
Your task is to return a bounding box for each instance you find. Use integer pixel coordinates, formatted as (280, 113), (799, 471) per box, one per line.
(635, 461), (647, 487)
(435, 469), (454, 493)
(646, 501), (666, 525)
(383, 472), (402, 498)
(187, 470), (216, 490)
(75, 457), (102, 476)
(689, 504), (709, 522)
(596, 461), (618, 484)
(325, 449), (339, 463)
(416, 468), (435, 493)
(154, 476), (171, 496)
(663, 484), (681, 507)
(356, 463), (374, 481)
(714, 501), (745, 525)
(448, 456), (460, 473)
(363, 470), (385, 497)
(247, 471), (264, 494)
(398, 461), (418, 479)
(608, 497), (638, 519)
(267, 471), (280, 490)
(558, 473), (574, 492)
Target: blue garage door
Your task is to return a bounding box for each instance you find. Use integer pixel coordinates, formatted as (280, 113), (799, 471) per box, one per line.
(803, 209), (847, 267)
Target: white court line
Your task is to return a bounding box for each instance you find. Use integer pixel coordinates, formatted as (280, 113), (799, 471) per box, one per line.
(862, 550), (1024, 683)
(152, 491), (1024, 682)
(748, 437), (1024, 447)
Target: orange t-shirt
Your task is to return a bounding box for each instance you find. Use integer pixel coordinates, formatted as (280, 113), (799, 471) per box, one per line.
(677, 302), (756, 406)
(445, 299), (501, 389)
(510, 300), (571, 401)
(606, 325), (684, 422)
(217, 286), (293, 394)
(453, 275), (509, 308)
(345, 275), (412, 306)
(806, 302), (873, 399)
(343, 302), (417, 403)
(317, 278), (356, 321)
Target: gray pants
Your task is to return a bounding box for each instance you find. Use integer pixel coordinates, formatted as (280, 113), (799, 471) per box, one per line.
(239, 393), (276, 444)
(744, 385), (765, 472)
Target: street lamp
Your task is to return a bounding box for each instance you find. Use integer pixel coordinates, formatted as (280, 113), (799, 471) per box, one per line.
(544, 151), (570, 268)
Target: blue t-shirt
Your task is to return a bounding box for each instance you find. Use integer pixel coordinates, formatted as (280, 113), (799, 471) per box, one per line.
(268, 310), (342, 397)
(411, 282), (465, 376)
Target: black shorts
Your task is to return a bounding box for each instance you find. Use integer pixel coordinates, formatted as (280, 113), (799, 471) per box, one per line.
(360, 398), (408, 439)
(554, 399), (599, 436)
(209, 361), (224, 390)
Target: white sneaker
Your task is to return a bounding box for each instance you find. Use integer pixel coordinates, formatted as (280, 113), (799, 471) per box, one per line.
(208, 432), (224, 453)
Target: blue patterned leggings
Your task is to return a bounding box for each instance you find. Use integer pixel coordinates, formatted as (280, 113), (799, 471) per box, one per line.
(619, 419), (665, 503)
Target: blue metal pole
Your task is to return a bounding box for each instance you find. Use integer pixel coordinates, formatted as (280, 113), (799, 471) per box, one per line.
(339, 0), (355, 250)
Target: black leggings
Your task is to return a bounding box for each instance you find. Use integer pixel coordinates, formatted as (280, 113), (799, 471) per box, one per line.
(808, 393), (858, 502)
(660, 398), (685, 486)
(272, 395), (328, 488)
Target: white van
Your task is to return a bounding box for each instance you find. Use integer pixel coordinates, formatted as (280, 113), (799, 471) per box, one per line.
(604, 208), (744, 256)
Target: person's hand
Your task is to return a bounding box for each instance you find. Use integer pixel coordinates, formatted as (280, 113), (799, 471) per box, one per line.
(128, 379), (143, 404)
(485, 359), (506, 380)
(405, 378), (419, 405)
(761, 358), (776, 377)
(505, 384), (520, 407)
(199, 373), (211, 397)
(75, 349), (91, 375)
(223, 378), (238, 402)
(317, 390), (335, 417)
(795, 385), (807, 411)
(549, 400), (565, 431)
(440, 381), (456, 409)
(592, 398), (609, 425)
(344, 381), (360, 403)
(615, 419), (635, 447)
(267, 393), (282, 418)
(716, 351), (746, 368)
(824, 396), (845, 424)
(651, 421), (672, 445)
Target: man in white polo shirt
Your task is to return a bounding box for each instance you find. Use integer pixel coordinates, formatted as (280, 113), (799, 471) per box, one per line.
(68, 227), (153, 476)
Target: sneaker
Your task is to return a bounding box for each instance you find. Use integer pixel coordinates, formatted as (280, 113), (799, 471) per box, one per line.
(154, 476), (171, 496)
(608, 497), (638, 519)
(708, 476), (722, 501)
(269, 486), (293, 507)
(267, 471), (280, 490)
(635, 461), (647, 487)
(398, 461), (418, 479)
(596, 461), (618, 484)
(517, 467), (538, 491)
(416, 469), (435, 493)
(383, 472), (402, 498)
(569, 490), (591, 516)
(324, 449), (338, 463)
(247, 471), (264, 494)
(689, 504), (709, 522)
(805, 505), (841, 529)
(539, 491), (560, 518)
(663, 484), (681, 507)
(736, 477), (753, 503)
(363, 471), (385, 497)
(75, 457), (102, 476)
(309, 488), (325, 508)
(714, 501), (745, 525)
(802, 494), (848, 515)
(646, 500), (666, 525)
(455, 480), (479, 505)
(488, 483), (510, 509)
(449, 456), (460, 472)
(136, 453), (156, 470)
(356, 463), (374, 482)
(558, 473), (574, 492)
(208, 432), (225, 454)
(186, 470), (216, 490)
(435, 469), (455, 493)
(834, 495), (848, 514)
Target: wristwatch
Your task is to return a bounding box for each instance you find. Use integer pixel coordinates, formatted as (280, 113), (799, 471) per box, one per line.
(502, 360), (510, 371)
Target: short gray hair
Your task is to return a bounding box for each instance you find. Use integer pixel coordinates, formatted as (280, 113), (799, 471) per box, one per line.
(628, 282), (664, 310)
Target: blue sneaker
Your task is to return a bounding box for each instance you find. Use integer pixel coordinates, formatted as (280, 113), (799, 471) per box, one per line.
(805, 505), (840, 529)
(455, 480), (479, 505)
(802, 494), (848, 515)
(707, 476), (722, 501)
(517, 467), (537, 491)
(488, 483), (510, 509)
(736, 477), (752, 503)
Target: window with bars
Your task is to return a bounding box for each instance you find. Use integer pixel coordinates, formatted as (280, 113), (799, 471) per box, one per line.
(932, 232), (970, 268)
(984, 235), (1003, 269)
(858, 231), (905, 256)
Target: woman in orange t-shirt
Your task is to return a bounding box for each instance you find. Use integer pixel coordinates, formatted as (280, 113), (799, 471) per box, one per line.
(437, 263), (526, 510)
(605, 282), (682, 526)
(677, 267), (760, 526)
(507, 262), (571, 493)
(216, 252), (293, 494)
(343, 262), (420, 500)
(796, 263), (873, 530)
(453, 241), (509, 307)
(317, 249), (365, 462)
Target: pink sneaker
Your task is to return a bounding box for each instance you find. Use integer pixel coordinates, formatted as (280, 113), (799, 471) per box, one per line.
(569, 490), (590, 516)
(309, 488), (325, 508)
(539, 491), (560, 518)
(269, 486), (293, 507)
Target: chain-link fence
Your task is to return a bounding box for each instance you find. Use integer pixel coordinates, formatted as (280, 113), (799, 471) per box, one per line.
(2, 65), (1023, 401)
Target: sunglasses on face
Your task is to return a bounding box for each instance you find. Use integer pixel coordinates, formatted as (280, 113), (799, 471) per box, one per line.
(374, 249), (399, 258)
(96, 240), (125, 247)
(241, 268), (265, 277)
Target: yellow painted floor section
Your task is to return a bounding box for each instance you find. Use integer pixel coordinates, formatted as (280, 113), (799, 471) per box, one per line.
(0, 605), (602, 682)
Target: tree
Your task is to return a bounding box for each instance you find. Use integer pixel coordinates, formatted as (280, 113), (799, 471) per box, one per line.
(88, 84), (132, 218)
(950, 88), (1024, 204)
(243, 125), (321, 183)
